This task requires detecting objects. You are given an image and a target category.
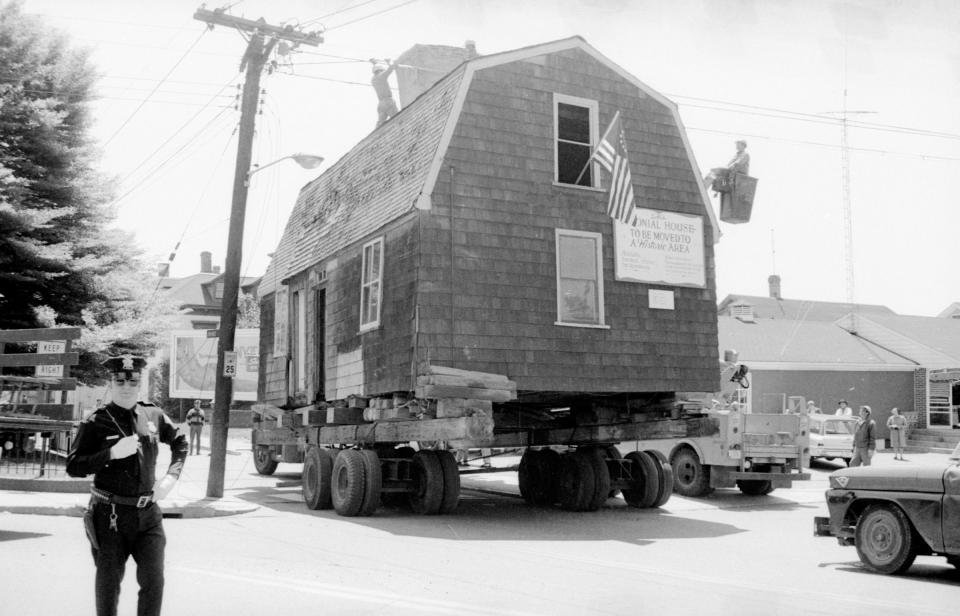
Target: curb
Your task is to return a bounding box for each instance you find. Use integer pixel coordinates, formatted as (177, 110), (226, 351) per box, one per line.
(0, 499), (259, 519)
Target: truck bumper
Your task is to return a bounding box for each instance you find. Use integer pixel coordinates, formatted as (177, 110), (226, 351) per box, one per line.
(711, 468), (810, 488)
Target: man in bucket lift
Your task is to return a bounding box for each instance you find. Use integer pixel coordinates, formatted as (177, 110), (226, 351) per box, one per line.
(705, 139), (750, 193)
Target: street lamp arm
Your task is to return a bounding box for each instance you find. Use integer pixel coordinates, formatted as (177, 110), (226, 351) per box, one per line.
(246, 152), (325, 184)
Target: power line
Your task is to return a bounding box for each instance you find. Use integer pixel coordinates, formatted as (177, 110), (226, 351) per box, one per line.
(686, 125), (960, 162)
(301, 0), (386, 27)
(324, 0), (421, 32)
(111, 104), (236, 209)
(102, 28), (209, 147)
(115, 76), (240, 187)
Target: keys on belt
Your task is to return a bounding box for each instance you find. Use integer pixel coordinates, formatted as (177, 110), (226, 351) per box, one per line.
(91, 487), (153, 508)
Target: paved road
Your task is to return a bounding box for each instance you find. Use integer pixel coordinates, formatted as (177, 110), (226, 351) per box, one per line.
(3, 449), (958, 615)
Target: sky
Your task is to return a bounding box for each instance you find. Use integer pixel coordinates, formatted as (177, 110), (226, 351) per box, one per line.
(19, 0), (960, 317)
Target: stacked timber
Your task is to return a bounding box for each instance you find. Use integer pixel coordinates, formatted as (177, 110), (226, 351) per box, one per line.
(414, 366), (516, 419)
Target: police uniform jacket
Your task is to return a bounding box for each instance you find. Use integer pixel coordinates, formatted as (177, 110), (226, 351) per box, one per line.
(67, 402), (187, 496)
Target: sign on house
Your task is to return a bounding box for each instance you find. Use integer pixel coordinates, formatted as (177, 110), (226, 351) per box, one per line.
(613, 208), (705, 288)
(169, 329), (258, 401)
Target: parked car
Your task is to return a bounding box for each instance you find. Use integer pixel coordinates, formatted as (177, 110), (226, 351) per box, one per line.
(814, 441), (960, 574)
(808, 413), (857, 466)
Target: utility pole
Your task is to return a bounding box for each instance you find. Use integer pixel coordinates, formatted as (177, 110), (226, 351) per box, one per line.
(193, 7), (322, 498)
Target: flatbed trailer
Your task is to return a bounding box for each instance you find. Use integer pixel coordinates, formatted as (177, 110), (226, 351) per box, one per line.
(251, 367), (726, 516)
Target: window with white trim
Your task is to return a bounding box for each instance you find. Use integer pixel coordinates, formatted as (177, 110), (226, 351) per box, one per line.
(554, 94), (598, 187)
(556, 229), (605, 326)
(359, 237), (384, 331)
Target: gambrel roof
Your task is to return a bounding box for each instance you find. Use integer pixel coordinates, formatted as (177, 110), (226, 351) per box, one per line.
(260, 36), (718, 297)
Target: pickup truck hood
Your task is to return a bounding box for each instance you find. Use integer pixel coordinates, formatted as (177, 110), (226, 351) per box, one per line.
(831, 464), (947, 493)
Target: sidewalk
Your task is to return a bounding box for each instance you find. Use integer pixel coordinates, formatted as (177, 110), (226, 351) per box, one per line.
(0, 429), (261, 519)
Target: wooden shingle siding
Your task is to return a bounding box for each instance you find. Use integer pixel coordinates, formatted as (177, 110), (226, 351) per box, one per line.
(414, 48), (717, 394)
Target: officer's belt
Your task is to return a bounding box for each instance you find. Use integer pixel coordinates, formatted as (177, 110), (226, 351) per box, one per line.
(91, 486), (153, 508)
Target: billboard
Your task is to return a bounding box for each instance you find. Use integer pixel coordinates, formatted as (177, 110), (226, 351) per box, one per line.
(169, 329), (259, 401)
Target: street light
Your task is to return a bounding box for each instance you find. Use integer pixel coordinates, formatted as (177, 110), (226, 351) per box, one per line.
(208, 151), (323, 498)
(245, 152), (325, 185)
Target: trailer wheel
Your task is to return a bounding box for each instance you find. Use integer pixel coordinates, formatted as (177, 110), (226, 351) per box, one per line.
(621, 452), (658, 508)
(519, 449), (554, 506)
(331, 449), (367, 517)
(302, 447), (334, 510)
(253, 445), (278, 476)
(357, 450), (382, 516)
(670, 447), (713, 497)
(855, 503), (917, 574)
(579, 448), (611, 511)
(645, 450), (674, 507)
(558, 452), (595, 511)
(736, 480), (774, 496)
(409, 450), (444, 515)
(436, 450), (460, 514)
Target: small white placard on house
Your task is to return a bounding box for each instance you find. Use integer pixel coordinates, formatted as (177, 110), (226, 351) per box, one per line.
(649, 289), (675, 310)
(613, 208), (705, 287)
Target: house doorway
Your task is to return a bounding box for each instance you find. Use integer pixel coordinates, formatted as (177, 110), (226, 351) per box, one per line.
(314, 288), (326, 402)
(927, 369), (960, 429)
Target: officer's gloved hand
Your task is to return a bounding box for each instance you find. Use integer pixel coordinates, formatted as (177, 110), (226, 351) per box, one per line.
(152, 474), (176, 502)
(110, 435), (139, 459)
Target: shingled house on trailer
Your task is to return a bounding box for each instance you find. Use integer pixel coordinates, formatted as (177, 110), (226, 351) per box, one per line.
(257, 36), (722, 412)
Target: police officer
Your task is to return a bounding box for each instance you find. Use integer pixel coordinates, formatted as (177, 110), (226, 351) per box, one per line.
(67, 354), (188, 616)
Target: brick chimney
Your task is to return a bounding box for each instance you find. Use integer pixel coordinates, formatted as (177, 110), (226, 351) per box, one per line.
(768, 274), (782, 300)
(157, 262), (169, 277)
(200, 251), (213, 274)
(395, 41), (479, 108)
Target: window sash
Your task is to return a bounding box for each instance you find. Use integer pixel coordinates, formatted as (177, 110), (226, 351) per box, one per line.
(556, 230), (604, 326)
(360, 238), (384, 329)
(554, 94), (598, 187)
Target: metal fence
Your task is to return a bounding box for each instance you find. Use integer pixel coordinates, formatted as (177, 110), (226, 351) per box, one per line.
(0, 427), (74, 478)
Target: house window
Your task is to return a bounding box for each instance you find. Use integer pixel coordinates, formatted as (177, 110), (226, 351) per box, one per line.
(214, 282), (224, 299)
(360, 237), (384, 331)
(556, 229), (604, 326)
(554, 94), (598, 187)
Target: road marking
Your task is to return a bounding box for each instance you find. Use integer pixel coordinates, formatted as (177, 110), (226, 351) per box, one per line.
(172, 565), (544, 616)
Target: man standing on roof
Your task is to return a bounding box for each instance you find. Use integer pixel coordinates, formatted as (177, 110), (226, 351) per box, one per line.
(67, 354), (187, 616)
(370, 58), (399, 127)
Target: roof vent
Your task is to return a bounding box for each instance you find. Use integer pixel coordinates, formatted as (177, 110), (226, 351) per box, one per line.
(731, 303), (755, 323)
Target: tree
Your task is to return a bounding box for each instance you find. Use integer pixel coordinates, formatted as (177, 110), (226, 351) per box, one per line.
(0, 2), (180, 382)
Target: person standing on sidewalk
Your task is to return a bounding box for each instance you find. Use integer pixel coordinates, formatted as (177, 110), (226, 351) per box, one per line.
(886, 407), (908, 460)
(185, 399), (206, 455)
(850, 405), (877, 467)
(67, 354), (188, 616)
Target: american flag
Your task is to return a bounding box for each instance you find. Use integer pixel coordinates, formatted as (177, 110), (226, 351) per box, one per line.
(593, 111), (636, 225)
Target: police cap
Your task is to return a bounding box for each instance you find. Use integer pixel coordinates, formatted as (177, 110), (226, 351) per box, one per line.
(102, 354), (146, 377)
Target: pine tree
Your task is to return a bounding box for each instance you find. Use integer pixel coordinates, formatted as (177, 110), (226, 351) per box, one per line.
(0, 2), (180, 382)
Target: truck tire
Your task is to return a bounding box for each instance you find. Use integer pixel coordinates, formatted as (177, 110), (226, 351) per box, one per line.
(409, 450), (444, 515)
(621, 451), (658, 508)
(736, 480), (774, 496)
(357, 449), (381, 516)
(253, 445), (278, 476)
(855, 503), (917, 574)
(436, 450), (460, 514)
(579, 448), (611, 511)
(670, 447), (713, 497)
(645, 450), (674, 507)
(332, 449), (367, 517)
(519, 449), (559, 506)
(302, 447), (334, 510)
(558, 452), (595, 511)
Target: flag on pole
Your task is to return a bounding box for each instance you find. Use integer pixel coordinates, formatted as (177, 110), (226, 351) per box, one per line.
(592, 111), (636, 225)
